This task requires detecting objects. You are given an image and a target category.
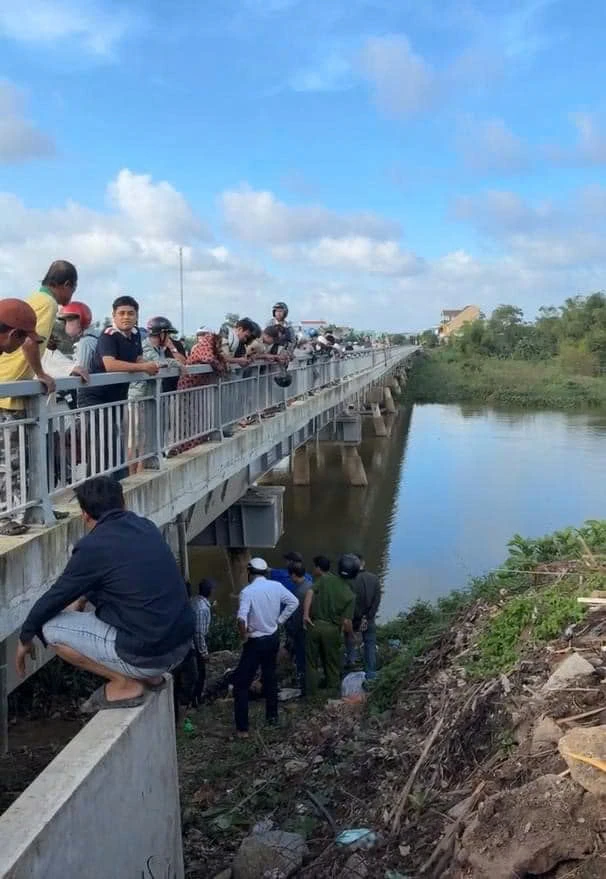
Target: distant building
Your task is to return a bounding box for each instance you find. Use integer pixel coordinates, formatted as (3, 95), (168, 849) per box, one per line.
(438, 305), (481, 340)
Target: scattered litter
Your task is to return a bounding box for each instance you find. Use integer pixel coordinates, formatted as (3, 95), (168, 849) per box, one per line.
(387, 639), (401, 649)
(341, 671), (367, 701)
(335, 828), (379, 850)
(278, 688), (301, 702)
(183, 717), (195, 735)
(252, 818), (274, 834)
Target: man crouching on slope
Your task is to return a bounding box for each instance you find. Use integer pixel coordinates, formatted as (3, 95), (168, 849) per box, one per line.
(16, 476), (194, 712)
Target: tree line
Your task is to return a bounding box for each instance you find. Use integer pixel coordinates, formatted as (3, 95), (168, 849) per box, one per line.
(420, 293), (606, 376)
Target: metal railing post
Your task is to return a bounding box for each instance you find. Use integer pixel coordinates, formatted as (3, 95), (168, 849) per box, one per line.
(152, 377), (166, 470)
(24, 395), (54, 525)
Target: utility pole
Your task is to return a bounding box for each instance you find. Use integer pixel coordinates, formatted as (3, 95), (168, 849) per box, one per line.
(179, 246), (184, 335)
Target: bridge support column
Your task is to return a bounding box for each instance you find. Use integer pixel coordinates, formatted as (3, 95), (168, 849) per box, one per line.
(314, 434), (326, 469)
(176, 513), (190, 582)
(227, 548), (251, 593)
(341, 446), (368, 487)
(372, 403), (387, 437)
(389, 376), (401, 394)
(293, 445), (311, 486)
(1, 639), (7, 755)
(383, 386), (397, 414)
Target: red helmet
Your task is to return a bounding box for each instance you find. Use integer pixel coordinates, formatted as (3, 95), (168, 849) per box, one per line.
(58, 301), (93, 330)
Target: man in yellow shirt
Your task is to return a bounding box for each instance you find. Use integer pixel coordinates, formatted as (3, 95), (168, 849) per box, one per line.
(0, 260), (77, 535)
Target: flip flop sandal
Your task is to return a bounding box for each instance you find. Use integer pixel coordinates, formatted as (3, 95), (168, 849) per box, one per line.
(0, 519), (29, 536)
(80, 685), (146, 714)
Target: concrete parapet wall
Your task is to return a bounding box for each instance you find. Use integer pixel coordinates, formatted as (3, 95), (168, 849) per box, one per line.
(0, 682), (183, 879)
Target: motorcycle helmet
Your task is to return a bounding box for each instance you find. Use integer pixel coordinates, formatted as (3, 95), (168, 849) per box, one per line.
(146, 316), (177, 335)
(338, 553), (361, 580)
(274, 371), (293, 388)
(272, 301), (289, 319)
(57, 301), (93, 330)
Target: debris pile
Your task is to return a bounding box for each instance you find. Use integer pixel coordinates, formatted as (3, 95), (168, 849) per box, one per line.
(180, 592), (606, 878)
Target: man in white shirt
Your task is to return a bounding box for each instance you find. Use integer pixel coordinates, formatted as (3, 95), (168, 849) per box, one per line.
(233, 557), (299, 736)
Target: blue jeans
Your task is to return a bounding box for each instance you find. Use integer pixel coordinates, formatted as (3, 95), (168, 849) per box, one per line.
(345, 621), (377, 680)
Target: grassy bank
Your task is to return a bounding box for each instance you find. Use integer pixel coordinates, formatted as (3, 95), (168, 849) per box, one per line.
(407, 349), (606, 408)
(371, 519), (606, 710)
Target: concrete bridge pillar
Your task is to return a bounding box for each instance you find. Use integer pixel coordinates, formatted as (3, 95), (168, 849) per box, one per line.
(390, 376), (401, 394)
(227, 547), (251, 594)
(314, 434), (327, 469)
(368, 387), (384, 405)
(383, 386), (397, 414)
(292, 445), (311, 486)
(341, 446), (368, 487)
(372, 402), (387, 437)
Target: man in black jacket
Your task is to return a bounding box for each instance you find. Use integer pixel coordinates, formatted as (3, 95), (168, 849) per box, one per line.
(15, 476), (194, 712)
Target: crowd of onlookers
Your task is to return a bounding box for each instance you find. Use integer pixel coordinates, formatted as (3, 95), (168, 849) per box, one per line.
(15, 471), (381, 730)
(0, 260), (387, 535)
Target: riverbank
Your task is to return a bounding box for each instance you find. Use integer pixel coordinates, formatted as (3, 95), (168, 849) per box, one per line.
(407, 350), (606, 408)
(179, 520), (606, 878)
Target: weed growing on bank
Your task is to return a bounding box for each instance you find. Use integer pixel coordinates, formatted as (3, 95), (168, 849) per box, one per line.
(407, 350), (606, 409)
(370, 520), (606, 711)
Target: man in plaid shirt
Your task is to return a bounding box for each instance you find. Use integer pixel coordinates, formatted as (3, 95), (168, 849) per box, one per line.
(190, 579), (213, 704)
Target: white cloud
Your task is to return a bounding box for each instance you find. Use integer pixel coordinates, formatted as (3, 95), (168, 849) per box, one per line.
(453, 190), (557, 235)
(0, 169), (264, 331)
(0, 0), (133, 57)
(458, 118), (530, 173)
(547, 112), (606, 167)
(221, 185), (400, 244)
(359, 35), (435, 117)
(0, 81), (55, 163)
(288, 54), (353, 93)
(272, 237), (424, 276)
(108, 170), (209, 242)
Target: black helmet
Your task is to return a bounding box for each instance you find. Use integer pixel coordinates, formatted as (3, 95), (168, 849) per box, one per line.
(338, 553), (361, 580)
(274, 372), (293, 388)
(272, 301), (289, 318)
(146, 316), (177, 335)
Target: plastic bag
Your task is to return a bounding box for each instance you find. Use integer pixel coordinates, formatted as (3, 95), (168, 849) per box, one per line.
(341, 671), (367, 699)
(335, 828), (378, 850)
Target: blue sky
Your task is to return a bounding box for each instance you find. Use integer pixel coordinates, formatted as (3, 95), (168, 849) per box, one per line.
(1, 0), (606, 332)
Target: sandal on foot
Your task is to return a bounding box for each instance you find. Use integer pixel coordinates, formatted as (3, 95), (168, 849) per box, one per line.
(80, 685), (145, 714)
(0, 519), (29, 536)
(145, 677), (167, 692)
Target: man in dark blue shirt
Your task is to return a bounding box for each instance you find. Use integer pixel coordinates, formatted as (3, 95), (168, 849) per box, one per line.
(79, 295), (158, 406)
(16, 476), (194, 712)
(78, 296), (158, 478)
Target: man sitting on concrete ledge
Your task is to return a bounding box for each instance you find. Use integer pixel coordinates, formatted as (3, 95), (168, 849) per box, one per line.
(15, 476), (194, 712)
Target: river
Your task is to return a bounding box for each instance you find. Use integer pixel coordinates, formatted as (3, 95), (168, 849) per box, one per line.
(189, 404), (606, 620)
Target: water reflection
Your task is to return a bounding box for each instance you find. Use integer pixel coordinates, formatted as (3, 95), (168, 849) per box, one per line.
(189, 403), (606, 622)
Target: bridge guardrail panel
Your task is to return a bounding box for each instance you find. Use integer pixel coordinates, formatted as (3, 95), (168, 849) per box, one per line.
(0, 347), (412, 523)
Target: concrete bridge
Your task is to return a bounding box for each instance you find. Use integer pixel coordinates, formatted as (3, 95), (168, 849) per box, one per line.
(0, 344), (416, 877)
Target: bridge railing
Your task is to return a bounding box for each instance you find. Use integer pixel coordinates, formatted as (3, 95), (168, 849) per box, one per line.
(0, 346), (408, 525)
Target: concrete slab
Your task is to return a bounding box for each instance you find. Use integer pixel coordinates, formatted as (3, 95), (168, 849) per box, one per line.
(0, 682), (183, 879)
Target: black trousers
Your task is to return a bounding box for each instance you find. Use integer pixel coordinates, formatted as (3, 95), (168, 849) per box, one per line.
(233, 632), (279, 732)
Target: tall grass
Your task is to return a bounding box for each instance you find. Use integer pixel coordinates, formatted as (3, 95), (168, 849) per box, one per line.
(408, 351), (606, 409)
